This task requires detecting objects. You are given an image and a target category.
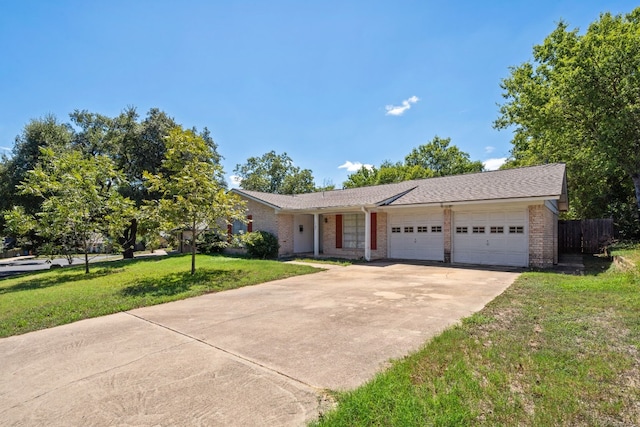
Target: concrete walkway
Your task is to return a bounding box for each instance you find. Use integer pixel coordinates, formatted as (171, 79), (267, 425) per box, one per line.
(0, 262), (520, 426)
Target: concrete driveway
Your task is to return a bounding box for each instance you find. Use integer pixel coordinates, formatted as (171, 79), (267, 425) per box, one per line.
(0, 262), (520, 426)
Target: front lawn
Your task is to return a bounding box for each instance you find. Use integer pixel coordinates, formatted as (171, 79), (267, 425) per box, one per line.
(0, 254), (320, 338)
(314, 252), (640, 426)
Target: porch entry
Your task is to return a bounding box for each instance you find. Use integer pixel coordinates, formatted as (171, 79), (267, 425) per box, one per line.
(293, 214), (315, 253)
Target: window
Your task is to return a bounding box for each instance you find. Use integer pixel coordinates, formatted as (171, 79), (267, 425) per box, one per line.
(391, 227), (401, 233)
(509, 226), (524, 234)
(417, 226), (428, 233)
(456, 226), (468, 233)
(232, 219), (247, 235)
(472, 226), (485, 234)
(404, 226), (414, 233)
(431, 226), (442, 233)
(490, 226), (504, 234)
(343, 213), (365, 249)
(230, 215), (252, 236)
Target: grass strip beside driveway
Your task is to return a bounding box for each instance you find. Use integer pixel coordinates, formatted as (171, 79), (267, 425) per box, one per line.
(314, 254), (640, 426)
(0, 254), (320, 338)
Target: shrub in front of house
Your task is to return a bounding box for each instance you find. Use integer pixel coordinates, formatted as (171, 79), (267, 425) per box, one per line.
(243, 231), (279, 259)
(198, 231), (227, 254)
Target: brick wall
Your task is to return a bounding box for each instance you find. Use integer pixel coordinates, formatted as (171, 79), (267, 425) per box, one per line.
(373, 212), (387, 259)
(277, 214), (294, 256)
(245, 199), (278, 235)
(443, 208), (452, 263)
(243, 199), (294, 257)
(528, 204), (557, 268)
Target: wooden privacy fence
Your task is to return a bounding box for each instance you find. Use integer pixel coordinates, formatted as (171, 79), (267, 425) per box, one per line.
(558, 218), (614, 254)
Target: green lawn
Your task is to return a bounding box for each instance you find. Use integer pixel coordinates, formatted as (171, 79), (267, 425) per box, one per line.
(314, 252), (640, 426)
(291, 257), (353, 266)
(0, 254), (320, 338)
(611, 242), (640, 266)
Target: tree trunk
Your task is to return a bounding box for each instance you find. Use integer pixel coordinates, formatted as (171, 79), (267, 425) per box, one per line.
(84, 237), (90, 274)
(191, 216), (197, 275)
(632, 172), (640, 217)
(119, 218), (138, 259)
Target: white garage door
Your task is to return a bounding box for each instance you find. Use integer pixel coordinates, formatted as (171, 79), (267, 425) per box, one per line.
(453, 210), (528, 267)
(389, 212), (444, 261)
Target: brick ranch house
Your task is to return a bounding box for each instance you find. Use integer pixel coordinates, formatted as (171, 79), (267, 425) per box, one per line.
(230, 163), (568, 268)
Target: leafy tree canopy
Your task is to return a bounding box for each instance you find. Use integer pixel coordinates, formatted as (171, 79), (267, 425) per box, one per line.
(495, 7), (640, 235)
(5, 146), (135, 273)
(0, 116), (74, 228)
(233, 151), (316, 194)
(144, 127), (245, 274)
(343, 136), (483, 188)
(405, 136), (484, 176)
(1, 107), (226, 256)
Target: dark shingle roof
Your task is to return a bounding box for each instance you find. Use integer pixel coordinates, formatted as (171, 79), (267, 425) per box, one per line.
(232, 163), (567, 211)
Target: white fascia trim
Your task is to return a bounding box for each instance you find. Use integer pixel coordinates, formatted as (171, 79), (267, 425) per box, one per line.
(277, 205), (378, 215)
(380, 196), (559, 210)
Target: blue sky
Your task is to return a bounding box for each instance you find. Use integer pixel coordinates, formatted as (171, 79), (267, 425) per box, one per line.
(1, 1), (637, 188)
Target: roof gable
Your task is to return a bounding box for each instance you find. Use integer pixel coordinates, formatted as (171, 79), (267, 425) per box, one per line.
(231, 163), (568, 211)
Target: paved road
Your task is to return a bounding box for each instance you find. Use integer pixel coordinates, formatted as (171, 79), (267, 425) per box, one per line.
(0, 255), (116, 277)
(0, 262), (520, 426)
(0, 255), (121, 278)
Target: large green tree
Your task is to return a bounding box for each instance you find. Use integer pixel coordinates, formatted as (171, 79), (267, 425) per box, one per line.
(0, 116), (74, 231)
(404, 136), (484, 176)
(495, 8), (640, 233)
(73, 107), (178, 257)
(6, 147), (134, 273)
(1, 108), (228, 255)
(343, 136), (482, 188)
(68, 107), (224, 257)
(234, 151), (316, 194)
(343, 161), (434, 189)
(145, 127), (245, 274)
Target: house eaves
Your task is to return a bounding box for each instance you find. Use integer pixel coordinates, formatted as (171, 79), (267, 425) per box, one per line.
(229, 189), (284, 210)
(380, 195), (561, 210)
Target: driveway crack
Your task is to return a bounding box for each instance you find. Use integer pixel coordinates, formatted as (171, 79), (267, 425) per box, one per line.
(0, 340), (192, 415)
(123, 311), (321, 393)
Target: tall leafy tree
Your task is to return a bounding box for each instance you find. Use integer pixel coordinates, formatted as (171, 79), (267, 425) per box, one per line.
(342, 165), (378, 188)
(343, 137), (481, 188)
(404, 136), (484, 176)
(7, 147), (134, 273)
(145, 127), (245, 274)
(68, 107), (223, 257)
(69, 110), (115, 156)
(495, 8), (640, 233)
(0, 115), (74, 231)
(109, 108), (177, 257)
(234, 151), (316, 194)
(2, 107), (229, 255)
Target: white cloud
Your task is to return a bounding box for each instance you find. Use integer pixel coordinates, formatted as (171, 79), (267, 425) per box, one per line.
(483, 158), (507, 171)
(385, 95), (419, 116)
(0, 146), (10, 152)
(228, 175), (242, 187)
(338, 161), (374, 172)
(484, 146), (495, 154)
